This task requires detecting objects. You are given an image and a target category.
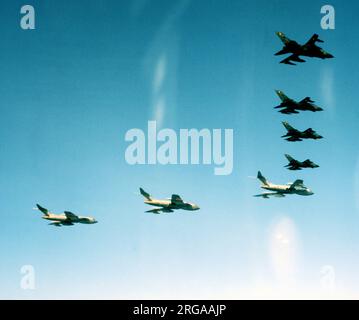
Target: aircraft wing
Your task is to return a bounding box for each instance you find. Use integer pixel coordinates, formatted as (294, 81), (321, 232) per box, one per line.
(49, 221), (63, 227)
(304, 128), (315, 134)
(275, 48), (290, 56)
(146, 208), (174, 214)
(49, 221), (74, 227)
(290, 179), (305, 189)
(304, 34), (324, 47)
(280, 55), (297, 65)
(171, 194), (184, 205)
(285, 136), (302, 142)
(303, 159), (318, 167)
(254, 192), (286, 199)
(280, 54), (306, 65)
(279, 108), (299, 114)
(64, 211), (79, 220)
(299, 97), (315, 104)
(61, 221), (75, 225)
(287, 165), (302, 171)
(146, 208), (162, 214)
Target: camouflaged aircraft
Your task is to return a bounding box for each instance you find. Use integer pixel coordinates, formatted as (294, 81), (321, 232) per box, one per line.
(284, 154), (319, 171)
(281, 121), (323, 142)
(275, 32), (334, 65)
(275, 90), (323, 114)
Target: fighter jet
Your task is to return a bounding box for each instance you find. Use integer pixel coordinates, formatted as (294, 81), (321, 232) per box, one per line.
(275, 90), (323, 114)
(34, 204), (98, 227)
(284, 154), (319, 171)
(140, 188), (200, 214)
(275, 32), (334, 65)
(281, 121), (323, 142)
(254, 171), (314, 198)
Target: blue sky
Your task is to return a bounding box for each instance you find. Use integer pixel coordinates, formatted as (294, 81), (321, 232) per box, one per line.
(1, 0), (359, 299)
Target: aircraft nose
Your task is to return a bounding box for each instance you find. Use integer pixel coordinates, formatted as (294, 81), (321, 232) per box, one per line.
(326, 53), (334, 58)
(193, 205), (200, 210)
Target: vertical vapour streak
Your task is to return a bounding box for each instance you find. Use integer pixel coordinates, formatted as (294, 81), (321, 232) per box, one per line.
(320, 67), (335, 117)
(143, 0), (190, 129)
(269, 216), (300, 289)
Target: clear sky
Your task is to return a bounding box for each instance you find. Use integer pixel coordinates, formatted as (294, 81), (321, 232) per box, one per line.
(1, 0), (359, 299)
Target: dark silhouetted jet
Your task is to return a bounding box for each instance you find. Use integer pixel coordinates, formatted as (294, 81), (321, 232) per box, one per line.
(275, 90), (323, 114)
(275, 32), (334, 65)
(281, 122), (323, 142)
(284, 154), (319, 170)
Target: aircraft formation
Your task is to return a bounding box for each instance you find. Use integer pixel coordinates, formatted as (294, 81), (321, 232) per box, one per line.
(254, 32), (333, 198)
(34, 32), (334, 225)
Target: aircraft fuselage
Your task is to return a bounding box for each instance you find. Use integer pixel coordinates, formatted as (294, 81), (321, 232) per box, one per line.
(282, 102), (322, 112)
(261, 184), (313, 196)
(283, 41), (333, 59)
(42, 214), (97, 224)
(144, 199), (199, 211)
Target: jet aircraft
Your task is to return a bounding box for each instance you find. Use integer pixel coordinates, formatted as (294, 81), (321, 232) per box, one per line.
(275, 32), (334, 65)
(140, 188), (200, 214)
(275, 90), (323, 114)
(254, 171), (314, 198)
(34, 204), (98, 227)
(284, 154), (319, 170)
(281, 121), (323, 142)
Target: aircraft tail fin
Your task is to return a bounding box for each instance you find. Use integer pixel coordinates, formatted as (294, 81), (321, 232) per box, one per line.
(140, 188), (152, 200)
(36, 204), (49, 216)
(257, 171), (269, 186)
(276, 32), (291, 44)
(282, 121), (295, 132)
(285, 154), (294, 162)
(275, 90), (289, 102)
